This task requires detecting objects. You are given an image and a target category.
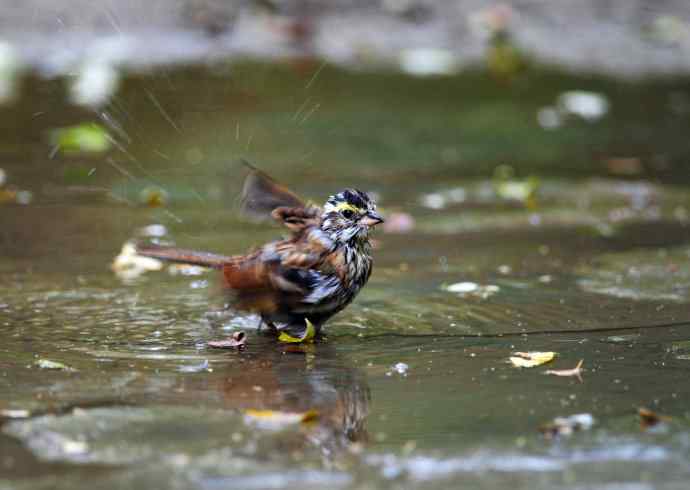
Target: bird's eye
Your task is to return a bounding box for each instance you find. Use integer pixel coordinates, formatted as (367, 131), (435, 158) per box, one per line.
(341, 209), (355, 219)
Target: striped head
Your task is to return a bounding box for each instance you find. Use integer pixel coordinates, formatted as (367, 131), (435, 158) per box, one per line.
(321, 189), (384, 244)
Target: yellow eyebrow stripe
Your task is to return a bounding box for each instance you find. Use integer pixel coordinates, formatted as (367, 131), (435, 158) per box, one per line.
(334, 202), (360, 213)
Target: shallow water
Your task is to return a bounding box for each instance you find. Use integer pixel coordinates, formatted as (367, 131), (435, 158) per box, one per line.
(2, 63), (690, 489)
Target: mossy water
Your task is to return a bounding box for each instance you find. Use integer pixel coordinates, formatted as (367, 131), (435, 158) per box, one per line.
(2, 63), (690, 489)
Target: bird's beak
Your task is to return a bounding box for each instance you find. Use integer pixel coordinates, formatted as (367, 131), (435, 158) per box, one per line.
(360, 211), (384, 227)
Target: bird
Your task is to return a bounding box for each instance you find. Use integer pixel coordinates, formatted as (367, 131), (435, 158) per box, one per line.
(135, 165), (384, 342)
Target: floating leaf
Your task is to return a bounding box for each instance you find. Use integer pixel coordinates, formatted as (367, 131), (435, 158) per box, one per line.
(35, 359), (77, 372)
(278, 318), (316, 344)
(111, 241), (163, 280)
(244, 409), (319, 429)
(51, 123), (111, 154)
(208, 331), (247, 349)
(509, 351), (555, 368)
(139, 186), (169, 207)
(545, 359), (584, 382)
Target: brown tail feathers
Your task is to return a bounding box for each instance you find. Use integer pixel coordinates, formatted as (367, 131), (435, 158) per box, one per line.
(135, 243), (234, 270)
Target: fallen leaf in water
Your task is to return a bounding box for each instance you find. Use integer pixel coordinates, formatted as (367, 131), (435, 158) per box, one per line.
(278, 319), (316, 344)
(244, 409), (319, 429)
(545, 359), (584, 382)
(509, 351), (555, 368)
(51, 123), (111, 154)
(111, 241), (163, 280)
(0, 409), (30, 419)
(208, 331), (247, 349)
(139, 186), (169, 207)
(605, 157), (643, 176)
(639, 407), (671, 430)
(35, 359), (77, 372)
(539, 413), (595, 439)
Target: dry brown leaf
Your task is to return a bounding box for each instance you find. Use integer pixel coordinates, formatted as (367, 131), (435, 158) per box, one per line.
(510, 351), (555, 368)
(638, 407), (671, 430)
(208, 331), (247, 349)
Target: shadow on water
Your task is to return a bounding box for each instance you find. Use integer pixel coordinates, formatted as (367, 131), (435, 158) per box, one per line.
(2, 63), (690, 489)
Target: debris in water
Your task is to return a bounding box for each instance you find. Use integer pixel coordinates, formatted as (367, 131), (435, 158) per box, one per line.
(208, 331), (247, 350)
(51, 123), (111, 154)
(605, 157), (643, 176)
(111, 241), (163, 280)
(34, 359), (77, 372)
(0, 409), (30, 419)
(244, 408), (319, 429)
(419, 187), (465, 210)
(539, 413), (594, 439)
(139, 186), (169, 207)
(492, 168), (540, 208)
(178, 359), (213, 373)
(444, 282), (478, 294)
(557, 91), (609, 122)
(386, 362), (409, 376)
(399, 48), (458, 76)
(443, 282), (500, 299)
(278, 319), (316, 344)
(639, 407), (671, 431)
(545, 359), (584, 382)
(139, 224), (168, 237)
(536, 106), (562, 130)
(509, 351), (556, 368)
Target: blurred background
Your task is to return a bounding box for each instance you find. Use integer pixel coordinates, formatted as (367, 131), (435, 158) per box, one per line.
(3, 2), (690, 490)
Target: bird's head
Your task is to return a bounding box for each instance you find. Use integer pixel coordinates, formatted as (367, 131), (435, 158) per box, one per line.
(321, 189), (384, 244)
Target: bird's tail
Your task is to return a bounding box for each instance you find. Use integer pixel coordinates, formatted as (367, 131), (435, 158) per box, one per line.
(134, 243), (234, 270)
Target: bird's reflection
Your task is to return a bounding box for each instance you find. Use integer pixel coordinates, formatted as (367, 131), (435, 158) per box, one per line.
(174, 337), (370, 457)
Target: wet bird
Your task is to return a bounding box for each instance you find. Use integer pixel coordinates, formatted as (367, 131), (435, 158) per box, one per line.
(136, 166), (384, 341)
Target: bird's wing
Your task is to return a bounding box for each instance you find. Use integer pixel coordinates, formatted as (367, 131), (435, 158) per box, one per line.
(222, 229), (339, 314)
(270, 205), (321, 232)
(239, 162), (306, 219)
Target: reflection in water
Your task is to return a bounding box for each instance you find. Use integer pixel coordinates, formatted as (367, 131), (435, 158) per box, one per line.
(174, 342), (371, 458)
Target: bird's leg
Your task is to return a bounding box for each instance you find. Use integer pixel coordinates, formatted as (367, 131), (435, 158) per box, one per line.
(257, 318), (279, 336)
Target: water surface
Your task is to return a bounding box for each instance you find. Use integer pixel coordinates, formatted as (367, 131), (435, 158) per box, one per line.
(2, 63), (690, 489)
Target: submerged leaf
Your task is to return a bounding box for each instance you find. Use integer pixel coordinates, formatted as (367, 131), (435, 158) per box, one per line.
(509, 351), (555, 368)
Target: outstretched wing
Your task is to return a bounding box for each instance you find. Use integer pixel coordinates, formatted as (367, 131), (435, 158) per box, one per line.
(239, 162), (306, 219)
